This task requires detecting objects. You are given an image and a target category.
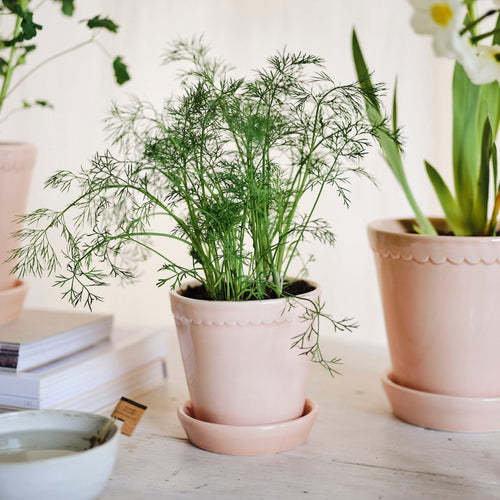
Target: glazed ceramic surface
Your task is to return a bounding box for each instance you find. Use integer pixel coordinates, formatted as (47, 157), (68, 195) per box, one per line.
(0, 143), (36, 292)
(368, 218), (500, 398)
(170, 282), (319, 426)
(382, 371), (500, 432)
(177, 398), (318, 455)
(0, 409), (119, 500)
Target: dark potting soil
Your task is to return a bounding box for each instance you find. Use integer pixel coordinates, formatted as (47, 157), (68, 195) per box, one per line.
(181, 279), (315, 301)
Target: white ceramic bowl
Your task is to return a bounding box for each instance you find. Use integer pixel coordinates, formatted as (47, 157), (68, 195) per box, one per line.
(0, 409), (120, 500)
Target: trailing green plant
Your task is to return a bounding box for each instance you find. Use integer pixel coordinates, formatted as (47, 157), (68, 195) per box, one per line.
(13, 38), (387, 374)
(0, 0), (130, 122)
(352, 1), (500, 237)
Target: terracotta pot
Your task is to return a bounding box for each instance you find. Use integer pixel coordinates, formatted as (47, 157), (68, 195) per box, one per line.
(368, 218), (500, 398)
(170, 282), (319, 426)
(0, 143), (36, 323)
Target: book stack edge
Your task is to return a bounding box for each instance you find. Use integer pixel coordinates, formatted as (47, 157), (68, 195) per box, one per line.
(0, 309), (167, 412)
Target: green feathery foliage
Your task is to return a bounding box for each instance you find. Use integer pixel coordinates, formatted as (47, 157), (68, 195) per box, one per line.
(13, 38), (388, 373)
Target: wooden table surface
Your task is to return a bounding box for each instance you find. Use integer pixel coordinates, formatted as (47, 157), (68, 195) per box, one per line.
(98, 337), (500, 500)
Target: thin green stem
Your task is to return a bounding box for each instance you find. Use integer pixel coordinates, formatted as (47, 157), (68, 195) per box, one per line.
(470, 26), (500, 44)
(6, 37), (95, 98)
(460, 8), (496, 36)
(0, 15), (22, 114)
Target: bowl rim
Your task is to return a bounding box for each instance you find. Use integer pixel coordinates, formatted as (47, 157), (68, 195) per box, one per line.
(0, 409), (120, 465)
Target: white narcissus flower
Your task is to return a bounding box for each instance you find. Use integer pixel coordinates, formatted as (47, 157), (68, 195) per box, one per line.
(408, 0), (465, 58)
(463, 45), (500, 84)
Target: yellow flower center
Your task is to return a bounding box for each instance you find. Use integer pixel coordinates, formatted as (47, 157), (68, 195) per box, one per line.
(431, 4), (453, 26)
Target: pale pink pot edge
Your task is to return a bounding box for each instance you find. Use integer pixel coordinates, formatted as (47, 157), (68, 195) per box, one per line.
(177, 398), (318, 455)
(0, 280), (28, 326)
(382, 371), (500, 432)
(170, 282), (319, 426)
(0, 143), (36, 292)
(368, 218), (500, 398)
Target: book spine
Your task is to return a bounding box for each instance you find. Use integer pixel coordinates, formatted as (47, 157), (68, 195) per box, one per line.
(0, 393), (39, 409)
(0, 373), (39, 398)
(0, 343), (19, 369)
(40, 328), (167, 400)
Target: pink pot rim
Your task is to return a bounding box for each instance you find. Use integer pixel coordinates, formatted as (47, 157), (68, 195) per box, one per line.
(0, 142), (36, 148)
(170, 279), (319, 306)
(169, 279), (320, 325)
(367, 218), (500, 264)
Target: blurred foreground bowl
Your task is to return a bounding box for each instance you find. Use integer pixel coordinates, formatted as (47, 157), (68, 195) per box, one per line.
(0, 409), (120, 500)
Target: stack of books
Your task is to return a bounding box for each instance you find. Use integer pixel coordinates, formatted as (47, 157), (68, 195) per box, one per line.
(0, 309), (167, 412)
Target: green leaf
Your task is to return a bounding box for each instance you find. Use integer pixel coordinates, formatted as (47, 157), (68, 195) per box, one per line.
(351, 30), (381, 115)
(21, 99), (54, 109)
(493, 12), (500, 45)
(113, 56), (130, 85)
(452, 62), (481, 220)
(0, 57), (7, 76)
(478, 82), (500, 138)
(351, 29), (437, 236)
(35, 99), (53, 108)
(493, 143), (498, 192)
(19, 8), (43, 40)
(392, 77), (398, 134)
(112, 56), (130, 85)
(471, 118), (492, 234)
(1, 5), (42, 44)
(2, 0), (19, 13)
(86, 15), (119, 33)
(425, 160), (468, 235)
(53, 0), (74, 16)
(15, 44), (36, 67)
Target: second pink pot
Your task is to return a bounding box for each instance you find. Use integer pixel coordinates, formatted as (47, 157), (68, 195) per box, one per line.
(368, 218), (500, 399)
(0, 143), (36, 292)
(0, 143), (36, 325)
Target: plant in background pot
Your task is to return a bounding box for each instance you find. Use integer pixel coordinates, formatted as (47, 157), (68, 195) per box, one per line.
(0, 0), (130, 324)
(352, 0), (500, 432)
(13, 38), (383, 454)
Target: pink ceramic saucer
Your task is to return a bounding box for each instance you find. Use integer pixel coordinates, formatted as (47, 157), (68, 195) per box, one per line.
(0, 280), (28, 325)
(177, 398), (318, 455)
(382, 370), (500, 432)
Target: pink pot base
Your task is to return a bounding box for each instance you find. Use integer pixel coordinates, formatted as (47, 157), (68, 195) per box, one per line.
(382, 371), (500, 432)
(0, 280), (28, 326)
(177, 398), (318, 455)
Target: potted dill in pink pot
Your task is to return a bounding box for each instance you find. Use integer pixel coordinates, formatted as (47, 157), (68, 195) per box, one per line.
(13, 38), (382, 454)
(353, 0), (500, 432)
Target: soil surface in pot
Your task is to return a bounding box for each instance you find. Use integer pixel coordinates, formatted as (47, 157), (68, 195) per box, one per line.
(181, 280), (315, 301)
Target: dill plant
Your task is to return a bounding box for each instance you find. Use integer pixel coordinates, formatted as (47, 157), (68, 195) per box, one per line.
(13, 39), (386, 373)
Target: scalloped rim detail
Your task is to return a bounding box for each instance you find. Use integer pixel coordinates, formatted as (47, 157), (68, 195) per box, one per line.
(371, 248), (500, 266)
(172, 312), (297, 327)
(0, 164), (34, 171)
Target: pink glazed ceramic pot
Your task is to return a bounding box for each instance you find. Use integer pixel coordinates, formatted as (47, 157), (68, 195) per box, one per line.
(368, 218), (500, 398)
(0, 143), (36, 324)
(170, 282), (319, 426)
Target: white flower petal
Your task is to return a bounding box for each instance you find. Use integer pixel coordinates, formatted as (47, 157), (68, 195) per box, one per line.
(411, 12), (440, 34)
(408, 0), (434, 8)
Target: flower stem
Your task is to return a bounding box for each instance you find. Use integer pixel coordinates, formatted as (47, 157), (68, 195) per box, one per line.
(470, 26), (500, 44)
(460, 9), (497, 36)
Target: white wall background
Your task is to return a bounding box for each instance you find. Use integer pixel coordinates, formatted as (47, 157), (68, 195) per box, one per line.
(5, 0), (454, 346)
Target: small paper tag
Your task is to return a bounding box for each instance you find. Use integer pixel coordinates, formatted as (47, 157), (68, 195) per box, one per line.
(111, 397), (147, 436)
